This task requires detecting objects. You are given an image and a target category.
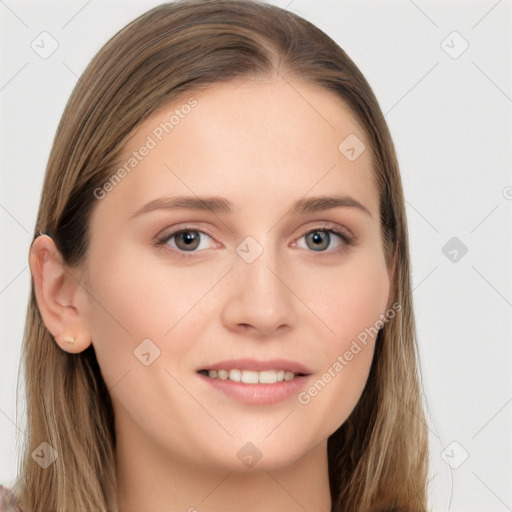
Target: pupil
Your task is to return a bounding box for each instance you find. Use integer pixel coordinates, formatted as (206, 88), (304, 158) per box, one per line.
(183, 232), (195, 244)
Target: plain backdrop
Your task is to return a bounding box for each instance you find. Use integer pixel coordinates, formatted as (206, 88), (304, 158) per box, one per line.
(1, 1), (511, 510)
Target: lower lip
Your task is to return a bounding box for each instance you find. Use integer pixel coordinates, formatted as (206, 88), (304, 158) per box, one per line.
(198, 373), (310, 405)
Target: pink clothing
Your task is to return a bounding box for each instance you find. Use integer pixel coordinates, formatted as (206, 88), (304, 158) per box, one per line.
(0, 486), (22, 512)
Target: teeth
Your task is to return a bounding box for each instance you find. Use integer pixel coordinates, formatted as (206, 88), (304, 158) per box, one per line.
(206, 369), (299, 383)
(217, 369), (229, 380)
(258, 370), (276, 384)
(241, 370), (259, 384)
(229, 369), (241, 382)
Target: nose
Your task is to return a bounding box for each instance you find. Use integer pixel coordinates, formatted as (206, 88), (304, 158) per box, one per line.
(220, 242), (298, 338)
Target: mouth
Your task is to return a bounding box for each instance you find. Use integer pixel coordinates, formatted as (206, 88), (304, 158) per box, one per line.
(197, 368), (307, 383)
(196, 359), (312, 405)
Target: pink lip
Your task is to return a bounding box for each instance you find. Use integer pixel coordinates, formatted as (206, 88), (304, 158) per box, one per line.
(196, 358), (312, 374)
(198, 373), (311, 405)
(196, 359), (313, 406)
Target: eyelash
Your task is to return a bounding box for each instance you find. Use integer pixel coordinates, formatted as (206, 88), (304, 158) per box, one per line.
(154, 226), (355, 259)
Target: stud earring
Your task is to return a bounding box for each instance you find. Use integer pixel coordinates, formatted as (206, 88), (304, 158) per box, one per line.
(65, 335), (76, 345)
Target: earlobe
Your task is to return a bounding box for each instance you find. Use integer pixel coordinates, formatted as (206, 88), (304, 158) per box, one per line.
(29, 234), (91, 353)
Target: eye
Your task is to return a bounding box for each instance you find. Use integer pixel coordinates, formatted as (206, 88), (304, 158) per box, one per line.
(294, 228), (353, 253)
(154, 225), (354, 258)
(156, 229), (216, 253)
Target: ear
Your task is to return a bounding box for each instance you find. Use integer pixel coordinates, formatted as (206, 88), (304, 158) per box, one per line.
(29, 234), (92, 353)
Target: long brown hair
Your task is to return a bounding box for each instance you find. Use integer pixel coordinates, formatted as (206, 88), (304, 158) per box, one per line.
(14, 1), (429, 510)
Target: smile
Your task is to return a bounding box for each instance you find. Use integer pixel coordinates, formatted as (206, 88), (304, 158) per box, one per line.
(197, 369), (304, 383)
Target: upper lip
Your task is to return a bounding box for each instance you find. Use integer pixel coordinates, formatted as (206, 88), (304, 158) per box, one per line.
(197, 358), (313, 375)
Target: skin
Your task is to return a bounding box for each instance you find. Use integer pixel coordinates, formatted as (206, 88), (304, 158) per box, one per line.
(30, 77), (392, 512)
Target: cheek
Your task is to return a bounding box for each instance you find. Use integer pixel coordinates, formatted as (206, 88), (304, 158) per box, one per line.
(301, 247), (390, 347)
(325, 249), (389, 377)
(79, 242), (226, 387)
(294, 247), (390, 429)
(78, 247), (167, 388)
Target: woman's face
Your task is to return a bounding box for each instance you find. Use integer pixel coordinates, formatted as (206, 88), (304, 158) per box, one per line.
(76, 78), (391, 471)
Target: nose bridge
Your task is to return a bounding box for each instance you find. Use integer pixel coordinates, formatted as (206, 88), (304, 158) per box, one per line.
(239, 235), (284, 302)
(221, 234), (297, 335)
(239, 241), (281, 299)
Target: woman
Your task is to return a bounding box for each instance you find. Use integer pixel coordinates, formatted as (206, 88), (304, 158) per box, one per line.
(3, 0), (429, 510)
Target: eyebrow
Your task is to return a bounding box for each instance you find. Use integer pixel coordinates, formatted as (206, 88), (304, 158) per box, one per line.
(130, 194), (372, 218)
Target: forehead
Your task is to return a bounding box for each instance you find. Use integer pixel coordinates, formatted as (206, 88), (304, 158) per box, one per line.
(94, 78), (379, 220)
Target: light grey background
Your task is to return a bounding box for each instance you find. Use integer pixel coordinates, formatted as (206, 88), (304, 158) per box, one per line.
(1, 1), (511, 510)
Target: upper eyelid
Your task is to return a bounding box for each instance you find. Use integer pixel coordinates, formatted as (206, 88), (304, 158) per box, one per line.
(157, 225), (216, 243)
(158, 219), (352, 237)
(302, 224), (352, 238)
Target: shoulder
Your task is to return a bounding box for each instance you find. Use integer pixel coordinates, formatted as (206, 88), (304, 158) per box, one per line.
(0, 485), (22, 512)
